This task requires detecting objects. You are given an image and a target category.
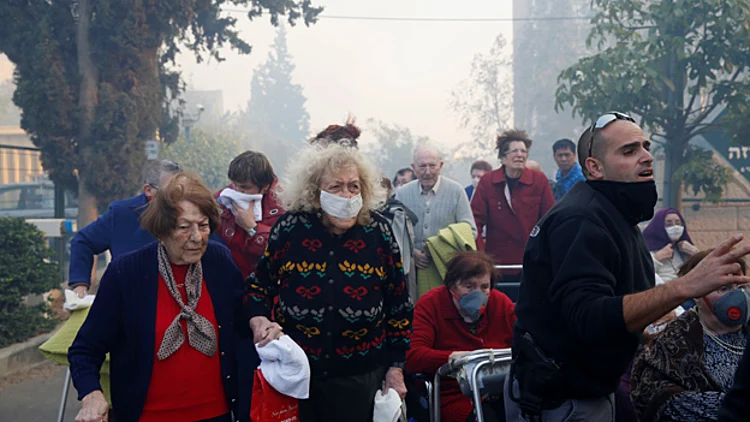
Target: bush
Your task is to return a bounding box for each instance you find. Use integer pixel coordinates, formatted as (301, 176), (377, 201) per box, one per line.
(0, 217), (61, 348)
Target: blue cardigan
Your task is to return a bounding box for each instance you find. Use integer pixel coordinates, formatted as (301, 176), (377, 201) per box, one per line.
(68, 241), (249, 422)
(69, 193), (158, 286)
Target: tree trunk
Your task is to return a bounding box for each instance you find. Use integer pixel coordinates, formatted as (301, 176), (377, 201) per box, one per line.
(663, 140), (684, 213)
(76, 0), (100, 282)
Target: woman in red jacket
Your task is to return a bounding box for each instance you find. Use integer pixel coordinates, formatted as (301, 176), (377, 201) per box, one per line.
(406, 251), (516, 422)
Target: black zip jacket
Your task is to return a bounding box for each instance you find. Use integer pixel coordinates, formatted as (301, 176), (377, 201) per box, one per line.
(513, 181), (655, 399)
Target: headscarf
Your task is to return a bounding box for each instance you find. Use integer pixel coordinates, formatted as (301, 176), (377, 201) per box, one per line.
(642, 207), (693, 251)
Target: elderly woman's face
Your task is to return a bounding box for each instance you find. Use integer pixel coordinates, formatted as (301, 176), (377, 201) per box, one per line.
(163, 200), (210, 265)
(451, 273), (492, 298)
(319, 165), (361, 234)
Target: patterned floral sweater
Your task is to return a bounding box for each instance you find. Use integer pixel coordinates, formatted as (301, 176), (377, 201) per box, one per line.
(244, 211), (414, 378)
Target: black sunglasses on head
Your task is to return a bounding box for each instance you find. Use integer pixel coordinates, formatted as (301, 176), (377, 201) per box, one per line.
(587, 111), (636, 158)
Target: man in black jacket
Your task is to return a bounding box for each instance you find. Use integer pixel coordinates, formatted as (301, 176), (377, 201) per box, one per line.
(504, 112), (750, 422)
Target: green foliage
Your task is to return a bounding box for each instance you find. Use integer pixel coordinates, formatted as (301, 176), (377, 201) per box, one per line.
(555, 0), (750, 204)
(0, 0), (321, 213)
(673, 145), (732, 203)
(0, 218), (60, 348)
(161, 126), (244, 192)
(242, 24), (310, 175)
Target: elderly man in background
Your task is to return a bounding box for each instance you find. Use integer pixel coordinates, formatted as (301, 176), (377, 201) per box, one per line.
(395, 144), (477, 277)
(471, 130), (554, 274)
(68, 159), (181, 298)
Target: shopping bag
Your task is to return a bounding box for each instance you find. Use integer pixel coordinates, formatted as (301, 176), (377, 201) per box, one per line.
(250, 369), (299, 422)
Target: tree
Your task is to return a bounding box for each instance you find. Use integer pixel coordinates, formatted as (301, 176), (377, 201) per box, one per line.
(0, 218), (60, 347)
(0, 1), (321, 228)
(242, 24), (310, 174)
(512, 0), (592, 173)
(555, 0), (750, 208)
(449, 34), (513, 161)
(161, 126), (244, 192)
(360, 119), (432, 180)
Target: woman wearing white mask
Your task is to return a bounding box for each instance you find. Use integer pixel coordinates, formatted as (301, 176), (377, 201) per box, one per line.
(642, 207), (699, 284)
(243, 143), (413, 422)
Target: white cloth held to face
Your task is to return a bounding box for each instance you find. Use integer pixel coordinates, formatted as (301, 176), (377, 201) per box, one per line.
(218, 188), (263, 222)
(255, 335), (311, 399)
(64, 289), (95, 311)
(373, 388), (405, 422)
(319, 190), (363, 219)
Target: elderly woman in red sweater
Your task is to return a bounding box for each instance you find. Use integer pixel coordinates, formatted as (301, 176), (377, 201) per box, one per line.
(406, 251), (516, 422)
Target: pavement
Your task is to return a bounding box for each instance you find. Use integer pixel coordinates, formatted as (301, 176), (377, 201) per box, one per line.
(0, 361), (79, 422)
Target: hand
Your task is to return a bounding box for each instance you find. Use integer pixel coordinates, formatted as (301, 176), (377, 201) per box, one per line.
(449, 351), (469, 362)
(414, 250), (431, 269)
(75, 391), (109, 422)
(675, 234), (750, 299)
(678, 241), (699, 256)
(654, 244), (674, 262)
(249, 316), (284, 346)
(384, 367), (407, 400)
(73, 285), (89, 299)
(231, 199), (257, 231)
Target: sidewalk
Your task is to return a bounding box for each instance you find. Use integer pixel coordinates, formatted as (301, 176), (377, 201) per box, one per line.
(0, 361), (78, 422)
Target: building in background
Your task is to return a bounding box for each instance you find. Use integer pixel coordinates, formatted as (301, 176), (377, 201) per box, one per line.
(0, 126), (43, 184)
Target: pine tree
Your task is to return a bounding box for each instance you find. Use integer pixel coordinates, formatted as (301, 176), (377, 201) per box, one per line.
(244, 24), (310, 173)
(0, 1), (321, 226)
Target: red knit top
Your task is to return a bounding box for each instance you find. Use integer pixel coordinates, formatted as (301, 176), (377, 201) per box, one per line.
(406, 286), (516, 422)
(139, 264), (228, 422)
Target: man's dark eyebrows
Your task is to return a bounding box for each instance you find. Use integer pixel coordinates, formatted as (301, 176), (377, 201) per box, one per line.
(618, 141), (646, 150)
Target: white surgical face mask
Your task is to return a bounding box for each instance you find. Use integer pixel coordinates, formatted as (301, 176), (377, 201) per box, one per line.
(472, 177), (480, 187)
(320, 190), (363, 219)
(665, 225), (684, 241)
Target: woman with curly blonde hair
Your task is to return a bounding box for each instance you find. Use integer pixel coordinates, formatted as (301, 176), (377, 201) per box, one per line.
(244, 144), (414, 422)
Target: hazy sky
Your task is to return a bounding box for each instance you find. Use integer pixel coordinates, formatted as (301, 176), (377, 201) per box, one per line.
(0, 1), (515, 166)
(177, 0), (515, 152)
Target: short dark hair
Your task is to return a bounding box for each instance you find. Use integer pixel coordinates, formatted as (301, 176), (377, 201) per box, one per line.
(496, 129), (532, 158)
(443, 251), (500, 289)
(678, 249), (747, 278)
(140, 172), (221, 239)
(577, 127), (608, 177)
(552, 138), (576, 154)
(227, 151), (276, 189)
(470, 160), (493, 174)
(393, 168), (416, 185)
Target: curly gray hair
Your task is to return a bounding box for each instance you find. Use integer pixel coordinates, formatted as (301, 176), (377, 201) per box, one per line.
(276, 144), (386, 225)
